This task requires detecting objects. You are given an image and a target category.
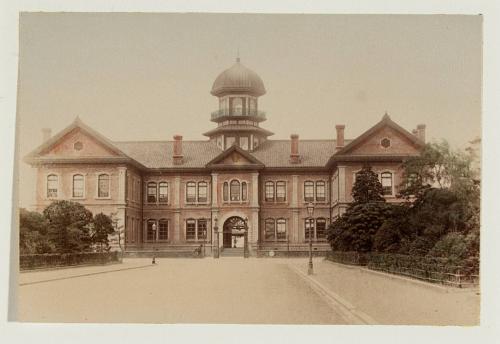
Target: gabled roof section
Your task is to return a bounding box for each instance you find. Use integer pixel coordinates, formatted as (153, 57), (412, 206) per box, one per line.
(24, 117), (145, 168)
(327, 114), (424, 167)
(206, 144), (264, 170)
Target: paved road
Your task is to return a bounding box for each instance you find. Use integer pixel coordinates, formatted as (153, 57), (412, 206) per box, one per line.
(17, 258), (346, 324)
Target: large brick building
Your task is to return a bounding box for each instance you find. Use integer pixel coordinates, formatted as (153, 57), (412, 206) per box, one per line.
(25, 58), (425, 257)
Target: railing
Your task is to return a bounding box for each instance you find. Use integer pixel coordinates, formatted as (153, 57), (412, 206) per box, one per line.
(211, 109), (266, 121)
(326, 252), (479, 288)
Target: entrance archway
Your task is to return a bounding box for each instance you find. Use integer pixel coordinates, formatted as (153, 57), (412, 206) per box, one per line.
(222, 216), (246, 248)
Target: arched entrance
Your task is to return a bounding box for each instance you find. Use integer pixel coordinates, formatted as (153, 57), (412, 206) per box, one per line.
(222, 216), (246, 248)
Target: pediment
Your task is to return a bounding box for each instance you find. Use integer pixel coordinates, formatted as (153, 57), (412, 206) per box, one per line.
(345, 126), (421, 156)
(206, 145), (264, 169)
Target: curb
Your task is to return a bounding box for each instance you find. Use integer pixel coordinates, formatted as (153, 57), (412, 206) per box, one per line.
(19, 264), (155, 286)
(288, 264), (377, 325)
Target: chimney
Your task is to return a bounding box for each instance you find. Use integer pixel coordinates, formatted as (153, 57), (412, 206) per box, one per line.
(173, 135), (183, 165)
(42, 128), (52, 142)
(335, 125), (345, 150)
(290, 134), (301, 164)
(416, 124), (426, 142)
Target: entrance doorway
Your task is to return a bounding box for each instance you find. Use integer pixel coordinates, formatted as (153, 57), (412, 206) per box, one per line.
(222, 216), (246, 248)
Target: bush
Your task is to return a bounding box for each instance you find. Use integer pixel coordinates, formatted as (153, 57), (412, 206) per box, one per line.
(428, 232), (468, 261)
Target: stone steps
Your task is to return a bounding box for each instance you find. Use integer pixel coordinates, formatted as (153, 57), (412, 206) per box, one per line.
(220, 248), (244, 257)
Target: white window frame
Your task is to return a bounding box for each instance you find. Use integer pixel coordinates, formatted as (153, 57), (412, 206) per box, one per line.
(45, 172), (61, 200)
(71, 173), (86, 199)
(95, 172), (111, 199)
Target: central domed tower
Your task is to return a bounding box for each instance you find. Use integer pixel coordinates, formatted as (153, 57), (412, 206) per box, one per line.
(203, 58), (273, 151)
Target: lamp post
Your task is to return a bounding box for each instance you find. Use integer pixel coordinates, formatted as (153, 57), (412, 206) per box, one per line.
(152, 223), (157, 264)
(307, 202), (315, 275)
(213, 218), (219, 259)
(243, 217), (249, 258)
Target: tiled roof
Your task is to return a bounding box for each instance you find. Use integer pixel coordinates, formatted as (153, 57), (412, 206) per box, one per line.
(114, 139), (350, 169)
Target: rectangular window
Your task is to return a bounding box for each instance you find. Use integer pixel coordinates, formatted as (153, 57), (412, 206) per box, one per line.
(304, 181), (314, 202)
(47, 174), (58, 198)
(230, 180), (240, 201)
(158, 220), (168, 240)
(381, 172), (393, 195)
(265, 182), (274, 202)
(240, 137), (249, 150)
(241, 182), (247, 201)
(276, 219), (287, 241)
(186, 219), (196, 240)
(72, 175), (84, 198)
(316, 181), (326, 202)
(305, 219), (314, 240)
(276, 181), (286, 202)
(98, 174), (110, 198)
(159, 182), (168, 203)
(265, 219), (275, 241)
(147, 220), (156, 241)
(186, 182), (196, 203)
(197, 219), (207, 240)
(198, 182), (208, 203)
(147, 182), (157, 203)
(316, 218), (327, 239)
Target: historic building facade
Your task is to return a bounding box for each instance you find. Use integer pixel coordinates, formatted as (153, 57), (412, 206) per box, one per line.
(25, 58), (425, 257)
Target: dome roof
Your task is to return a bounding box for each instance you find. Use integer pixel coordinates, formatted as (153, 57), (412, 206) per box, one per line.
(211, 59), (266, 97)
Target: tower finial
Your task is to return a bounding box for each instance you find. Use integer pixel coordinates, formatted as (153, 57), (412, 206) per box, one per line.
(236, 47), (240, 63)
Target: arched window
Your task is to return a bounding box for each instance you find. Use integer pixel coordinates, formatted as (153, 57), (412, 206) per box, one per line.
(276, 218), (287, 241)
(147, 182), (157, 203)
(186, 219), (196, 240)
(381, 172), (393, 196)
(264, 218), (276, 241)
(47, 174), (58, 198)
(316, 181), (326, 202)
(198, 181), (208, 203)
(98, 174), (110, 198)
(186, 182), (196, 203)
(72, 174), (84, 198)
(304, 181), (314, 202)
(159, 182), (168, 203)
(241, 182), (248, 201)
(316, 218), (327, 239)
(249, 98), (257, 115)
(230, 180), (240, 201)
(223, 182), (229, 202)
(146, 219), (156, 242)
(265, 181), (275, 202)
(158, 219), (168, 240)
(276, 181), (286, 202)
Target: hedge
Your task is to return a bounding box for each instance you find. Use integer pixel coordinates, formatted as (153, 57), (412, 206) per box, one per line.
(20, 252), (120, 271)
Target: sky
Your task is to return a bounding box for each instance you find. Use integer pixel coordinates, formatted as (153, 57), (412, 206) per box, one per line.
(16, 13), (482, 208)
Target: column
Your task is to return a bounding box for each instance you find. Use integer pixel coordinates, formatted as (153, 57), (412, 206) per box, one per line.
(251, 172), (259, 207)
(116, 167), (127, 250)
(211, 172), (218, 207)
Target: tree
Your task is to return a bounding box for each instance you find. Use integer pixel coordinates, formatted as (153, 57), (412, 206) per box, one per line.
(43, 201), (93, 253)
(19, 208), (54, 254)
(91, 213), (115, 252)
(352, 165), (385, 204)
(328, 164), (389, 253)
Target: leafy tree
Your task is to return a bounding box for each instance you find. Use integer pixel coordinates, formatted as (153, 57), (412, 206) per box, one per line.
(19, 208), (54, 254)
(352, 165), (385, 204)
(43, 201), (93, 253)
(91, 213), (115, 252)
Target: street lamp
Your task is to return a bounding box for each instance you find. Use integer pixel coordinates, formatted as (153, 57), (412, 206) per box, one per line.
(243, 217), (249, 258)
(151, 222), (157, 264)
(307, 202), (315, 275)
(213, 217), (219, 259)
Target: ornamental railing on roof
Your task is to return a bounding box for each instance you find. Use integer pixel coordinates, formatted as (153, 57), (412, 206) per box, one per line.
(211, 109), (266, 121)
